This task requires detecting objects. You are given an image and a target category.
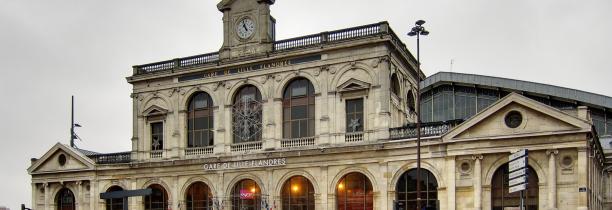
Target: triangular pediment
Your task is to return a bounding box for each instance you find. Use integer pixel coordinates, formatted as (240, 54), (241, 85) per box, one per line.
(143, 105), (168, 117)
(337, 78), (371, 93)
(443, 93), (592, 141)
(28, 143), (95, 175)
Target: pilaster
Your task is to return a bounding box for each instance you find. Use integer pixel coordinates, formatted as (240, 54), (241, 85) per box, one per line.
(43, 183), (49, 210)
(546, 149), (558, 210)
(447, 156), (456, 210)
(472, 154), (483, 210)
(577, 148), (588, 210)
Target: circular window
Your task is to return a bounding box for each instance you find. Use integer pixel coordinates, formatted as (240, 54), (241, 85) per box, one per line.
(58, 154), (67, 166)
(561, 156), (574, 169)
(459, 162), (471, 174)
(504, 111), (523, 128)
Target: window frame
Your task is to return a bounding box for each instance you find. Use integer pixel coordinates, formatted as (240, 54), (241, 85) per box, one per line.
(232, 85), (263, 143)
(187, 92), (215, 148)
(345, 97), (365, 133)
(282, 78), (316, 139)
(150, 121), (164, 151)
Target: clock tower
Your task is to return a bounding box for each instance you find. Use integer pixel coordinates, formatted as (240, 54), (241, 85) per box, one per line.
(217, 0), (276, 60)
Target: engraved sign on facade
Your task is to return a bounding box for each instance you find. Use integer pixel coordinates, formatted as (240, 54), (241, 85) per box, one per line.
(203, 158), (287, 171)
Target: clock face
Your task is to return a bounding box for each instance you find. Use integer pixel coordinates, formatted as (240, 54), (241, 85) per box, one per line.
(236, 18), (256, 39)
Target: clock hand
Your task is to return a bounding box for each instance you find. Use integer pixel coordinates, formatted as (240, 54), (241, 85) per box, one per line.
(242, 23), (248, 31)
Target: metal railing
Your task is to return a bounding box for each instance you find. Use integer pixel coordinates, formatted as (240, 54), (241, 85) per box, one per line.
(231, 141), (263, 152)
(133, 22), (414, 76)
(345, 132), (365, 142)
(185, 146), (214, 156)
(88, 152), (131, 164)
(281, 137), (315, 148)
(388, 119), (464, 140)
(134, 52), (220, 74)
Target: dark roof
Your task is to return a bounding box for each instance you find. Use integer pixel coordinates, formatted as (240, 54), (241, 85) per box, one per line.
(73, 147), (100, 156)
(421, 72), (612, 109)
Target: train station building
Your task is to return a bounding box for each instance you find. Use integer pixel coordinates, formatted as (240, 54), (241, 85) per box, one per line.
(28, 0), (611, 209)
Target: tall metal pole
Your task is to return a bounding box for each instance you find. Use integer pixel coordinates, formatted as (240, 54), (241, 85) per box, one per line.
(415, 31), (422, 210)
(70, 95), (75, 148)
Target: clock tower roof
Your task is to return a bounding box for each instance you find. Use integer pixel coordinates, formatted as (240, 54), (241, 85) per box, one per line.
(217, 0), (275, 11)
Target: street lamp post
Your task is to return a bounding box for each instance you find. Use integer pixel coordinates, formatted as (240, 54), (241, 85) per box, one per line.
(408, 19), (429, 210)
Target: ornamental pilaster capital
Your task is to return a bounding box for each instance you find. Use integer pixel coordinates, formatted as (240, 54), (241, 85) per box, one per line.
(546, 149), (559, 156)
(472, 154), (483, 160)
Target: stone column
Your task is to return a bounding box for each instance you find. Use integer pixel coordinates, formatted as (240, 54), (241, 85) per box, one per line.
(31, 183), (37, 209)
(577, 148), (588, 210)
(43, 183), (49, 210)
(76, 181), (83, 210)
(473, 154), (483, 210)
(172, 176), (179, 210)
(379, 161), (389, 209)
(90, 180), (97, 210)
(320, 166), (330, 210)
(547, 150), (558, 210)
(447, 157), (456, 210)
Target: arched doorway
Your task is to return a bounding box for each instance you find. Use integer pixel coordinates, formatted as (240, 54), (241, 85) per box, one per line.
(281, 176), (315, 210)
(231, 179), (262, 210)
(491, 163), (539, 210)
(105, 186), (124, 210)
(56, 188), (75, 210)
(144, 184), (168, 210)
(395, 169), (438, 210)
(336, 172), (373, 210)
(186, 182), (214, 210)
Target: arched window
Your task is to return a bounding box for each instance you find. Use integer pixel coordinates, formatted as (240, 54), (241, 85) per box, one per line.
(282, 78), (315, 139)
(105, 186), (124, 210)
(491, 163), (539, 210)
(231, 179), (261, 210)
(391, 73), (401, 96)
(56, 188), (75, 210)
(186, 182), (214, 210)
(144, 184), (168, 210)
(336, 172), (373, 210)
(407, 90), (416, 113)
(187, 92), (214, 147)
(396, 169), (438, 210)
(281, 176), (315, 210)
(232, 85), (263, 143)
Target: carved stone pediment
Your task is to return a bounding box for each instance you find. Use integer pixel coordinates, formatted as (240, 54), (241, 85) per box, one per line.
(443, 93), (591, 142)
(27, 143), (95, 175)
(143, 105), (169, 117)
(337, 78), (371, 93)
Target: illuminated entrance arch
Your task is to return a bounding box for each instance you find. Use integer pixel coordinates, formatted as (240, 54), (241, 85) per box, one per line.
(231, 179), (262, 210)
(281, 176), (315, 210)
(336, 172), (373, 210)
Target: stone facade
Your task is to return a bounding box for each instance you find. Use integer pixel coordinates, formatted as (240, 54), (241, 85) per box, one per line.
(28, 1), (607, 210)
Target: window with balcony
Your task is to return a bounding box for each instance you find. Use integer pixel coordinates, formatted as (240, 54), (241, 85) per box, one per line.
(232, 85), (263, 143)
(187, 92), (214, 148)
(346, 98), (364, 133)
(151, 122), (163, 151)
(282, 78), (315, 139)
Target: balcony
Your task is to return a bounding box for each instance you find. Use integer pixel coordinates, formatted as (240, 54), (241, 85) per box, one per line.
(345, 132), (365, 143)
(281, 137), (316, 148)
(87, 152), (131, 164)
(231, 141), (263, 152)
(185, 146), (214, 157)
(389, 119), (464, 140)
(132, 21), (415, 76)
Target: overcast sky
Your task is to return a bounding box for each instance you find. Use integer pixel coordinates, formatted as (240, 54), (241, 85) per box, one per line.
(1, 0), (611, 208)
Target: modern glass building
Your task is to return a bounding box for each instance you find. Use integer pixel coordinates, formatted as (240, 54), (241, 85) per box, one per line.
(420, 72), (612, 137)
